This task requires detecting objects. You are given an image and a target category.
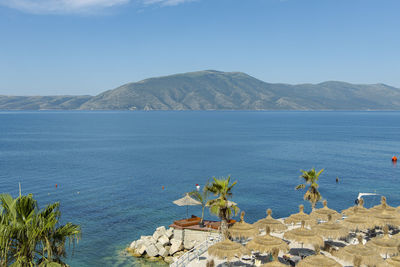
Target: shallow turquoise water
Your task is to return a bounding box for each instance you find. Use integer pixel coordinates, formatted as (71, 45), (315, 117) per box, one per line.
(0, 111), (399, 266)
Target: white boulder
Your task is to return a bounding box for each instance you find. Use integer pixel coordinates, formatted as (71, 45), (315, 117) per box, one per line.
(158, 235), (170, 246)
(129, 241), (136, 249)
(158, 247), (168, 258)
(136, 244), (146, 255)
(145, 243), (159, 257)
(166, 228), (174, 239)
(184, 240), (197, 250)
(169, 239), (183, 255)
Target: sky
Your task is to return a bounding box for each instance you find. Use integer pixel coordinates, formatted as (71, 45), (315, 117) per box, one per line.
(0, 0), (400, 95)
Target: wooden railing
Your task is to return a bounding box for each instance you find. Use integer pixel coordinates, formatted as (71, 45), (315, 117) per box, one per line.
(170, 235), (221, 267)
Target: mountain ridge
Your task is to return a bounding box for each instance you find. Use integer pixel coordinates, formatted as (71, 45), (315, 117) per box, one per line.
(1, 70), (400, 110)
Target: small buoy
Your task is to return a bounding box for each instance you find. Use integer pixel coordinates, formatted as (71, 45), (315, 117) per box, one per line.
(392, 156), (397, 162)
(162, 186), (164, 190)
(336, 177), (339, 183)
(55, 184), (58, 188)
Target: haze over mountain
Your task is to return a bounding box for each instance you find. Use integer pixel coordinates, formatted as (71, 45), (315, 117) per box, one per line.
(1, 70), (400, 111)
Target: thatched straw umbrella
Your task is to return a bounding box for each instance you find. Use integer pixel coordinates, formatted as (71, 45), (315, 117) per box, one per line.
(283, 221), (324, 248)
(208, 239), (250, 261)
(371, 196), (397, 214)
(379, 255), (400, 267)
(370, 203), (400, 228)
(246, 226), (289, 254)
(311, 200), (341, 221)
(297, 246), (342, 267)
(228, 211), (258, 239)
(335, 236), (383, 266)
(342, 198), (370, 217)
(260, 248), (287, 267)
(284, 205), (316, 227)
(312, 214), (349, 240)
(255, 209), (287, 232)
(340, 206), (373, 231)
(366, 226), (400, 258)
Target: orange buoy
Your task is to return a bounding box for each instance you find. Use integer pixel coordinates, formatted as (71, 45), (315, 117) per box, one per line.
(392, 156), (397, 162)
(55, 184), (58, 188)
(162, 186), (165, 190)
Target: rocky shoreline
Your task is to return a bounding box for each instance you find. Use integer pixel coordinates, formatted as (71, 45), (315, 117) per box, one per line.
(127, 226), (192, 264)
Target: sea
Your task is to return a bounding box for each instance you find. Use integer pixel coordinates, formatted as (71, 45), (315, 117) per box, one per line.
(0, 111), (400, 266)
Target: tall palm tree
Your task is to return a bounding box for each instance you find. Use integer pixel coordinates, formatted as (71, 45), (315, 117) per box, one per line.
(0, 193), (81, 266)
(189, 182), (211, 225)
(295, 168), (324, 211)
(206, 176), (239, 239)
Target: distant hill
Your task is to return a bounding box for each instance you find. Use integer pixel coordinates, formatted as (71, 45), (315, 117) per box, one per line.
(2, 70), (400, 110)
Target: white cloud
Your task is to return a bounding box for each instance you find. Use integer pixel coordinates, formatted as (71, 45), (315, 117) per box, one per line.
(142, 0), (193, 6)
(0, 0), (194, 14)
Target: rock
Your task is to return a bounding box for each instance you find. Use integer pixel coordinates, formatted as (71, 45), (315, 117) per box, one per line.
(153, 231), (161, 241)
(141, 235), (157, 246)
(155, 242), (164, 251)
(129, 241), (136, 249)
(156, 226), (167, 236)
(135, 240), (144, 249)
(169, 239), (183, 255)
(136, 244), (146, 255)
(165, 246), (171, 254)
(166, 228), (174, 239)
(145, 243), (159, 257)
(147, 256), (160, 261)
(173, 250), (185, 258)
(164, 256), (174, 264)
(158, 247), (168, 258)
(184, 239), (196, 250)
(158, 235), (170, 246)
(153, 226), (167, 240)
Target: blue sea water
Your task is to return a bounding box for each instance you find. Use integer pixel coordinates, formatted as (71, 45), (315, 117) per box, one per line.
(0, 111), (400, 266)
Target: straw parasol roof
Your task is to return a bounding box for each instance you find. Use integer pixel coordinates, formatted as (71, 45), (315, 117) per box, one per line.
(228, 211), (258, 239)
(380, 255), (400, 267)
(208, 239), (250, 261)
(370, 203), (400, 228)
(255, 209), (287, 232)
(371, 196), (397, 214)
(366, 226), (400, 257)
(312, 214), (349, 240)
(342, 198), (370, 217)
(311, 200), (341, 221)
(340, 206), (373, 231)
(284, 205), (316, 227)
(260, 248), (287, 267)
(297, 247), (342, 267)
(335, 236), (383, 266)
(283, 221), (324, 247)
(246, 226), (289, 254)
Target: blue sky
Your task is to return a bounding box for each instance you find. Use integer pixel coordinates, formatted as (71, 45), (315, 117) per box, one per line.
(1, 0), (399, 95)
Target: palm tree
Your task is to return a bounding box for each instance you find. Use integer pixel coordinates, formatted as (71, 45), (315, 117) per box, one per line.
(0, 193), (81, 266)
(206, 176), (239, 239)
(189, 182), (211, 225)
(295, 168), (324, 211)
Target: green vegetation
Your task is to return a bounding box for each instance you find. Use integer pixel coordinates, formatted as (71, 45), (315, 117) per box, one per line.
(0, 194), (81, 267)
(2, 70), (400, 110)
(206, 176), (239, 240)
(295, 168), (324, 211)
(189, 182), (211, 225)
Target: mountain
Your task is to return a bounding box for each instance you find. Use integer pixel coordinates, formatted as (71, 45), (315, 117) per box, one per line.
(2, 70), (400, 110)
(0, 95), (92, 110)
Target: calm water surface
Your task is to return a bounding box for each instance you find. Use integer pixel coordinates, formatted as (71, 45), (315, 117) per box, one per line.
(0, 111), (399, 266)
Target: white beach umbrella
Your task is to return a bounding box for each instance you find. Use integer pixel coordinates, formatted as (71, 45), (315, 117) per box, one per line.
(173, 193), (201, 218)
